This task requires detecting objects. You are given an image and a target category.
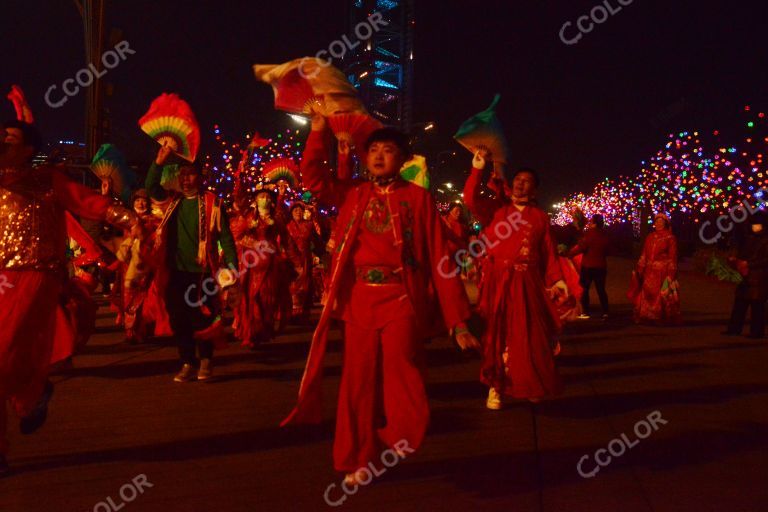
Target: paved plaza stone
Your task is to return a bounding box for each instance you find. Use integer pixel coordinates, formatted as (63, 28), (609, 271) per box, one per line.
(1, 257), (766, 511)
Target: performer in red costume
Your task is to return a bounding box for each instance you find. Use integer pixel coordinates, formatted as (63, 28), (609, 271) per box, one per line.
(287, 202), (322, 322)
(0, 120), (138, 475)
(230, 187), (286, 348)
(116, 189), (161, 344)
(283, 111), (480, 484)
(442, 203), (470, 255)
(464, 149), (568, 409)
(273, 180), (295, 333)
(633, 213), (680, 324)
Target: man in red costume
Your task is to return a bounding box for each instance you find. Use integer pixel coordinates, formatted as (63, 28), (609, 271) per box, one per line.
(0, 120), (138, 475)
(283, 112), (480, 484)
(464, 149), (568, 409)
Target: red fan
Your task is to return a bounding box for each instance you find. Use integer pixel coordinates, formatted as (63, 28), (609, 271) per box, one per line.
(248, 131), (271, 149)
(273, 69), (324, 115)
(138, 93), (200, 162)
(7, 85), (34, 124)
(254, 58), (365, 115)
(261, 157), (299, 188)
(328, 113), (382, 160)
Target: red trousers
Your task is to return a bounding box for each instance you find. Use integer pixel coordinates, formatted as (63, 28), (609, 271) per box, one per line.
(0, 271), (61, 455)
(334, 283), (428, 472)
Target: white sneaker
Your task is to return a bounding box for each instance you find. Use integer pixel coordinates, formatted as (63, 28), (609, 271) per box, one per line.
(486, 388), (503, 410)
(343, 470), (366, 486)
(173, 363), (197, 383)
(197, 358), (213, 381)
(577, 314), (590, 320)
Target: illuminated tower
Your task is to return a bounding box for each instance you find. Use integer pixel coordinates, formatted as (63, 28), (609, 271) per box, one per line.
(344, 0), (415, 131)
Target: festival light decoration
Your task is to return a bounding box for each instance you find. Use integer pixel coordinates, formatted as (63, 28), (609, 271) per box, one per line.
(553, 107), (767, 228)
(204, 125), (305, 200)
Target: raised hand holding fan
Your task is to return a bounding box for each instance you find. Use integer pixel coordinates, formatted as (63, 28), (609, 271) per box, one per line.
(454, 94), (509, 180)
(90, 144), (137, 203)
(138, 93), (201, 162)
(328, 113), (383, 160)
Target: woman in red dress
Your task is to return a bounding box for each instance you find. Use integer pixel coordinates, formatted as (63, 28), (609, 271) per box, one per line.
(633, 213), (681, 324)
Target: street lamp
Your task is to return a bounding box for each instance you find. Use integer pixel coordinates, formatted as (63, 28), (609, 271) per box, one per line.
(288, 114), (309, 126)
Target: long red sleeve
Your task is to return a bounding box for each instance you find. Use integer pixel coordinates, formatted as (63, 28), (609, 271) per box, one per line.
(300, 130), (352, 207)
(52, 170), (113, 220)
(463, 167), (501, 227)
(424, 191), (471, 329)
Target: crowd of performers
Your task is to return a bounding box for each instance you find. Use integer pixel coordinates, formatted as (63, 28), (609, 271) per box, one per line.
(6, 101), (754, 485)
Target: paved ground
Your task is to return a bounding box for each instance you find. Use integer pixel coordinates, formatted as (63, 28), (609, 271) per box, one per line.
(1, 257), (766, 512)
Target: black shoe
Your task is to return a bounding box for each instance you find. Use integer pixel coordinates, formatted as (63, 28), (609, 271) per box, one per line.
(20, 380), (54, 435)
(746, 334), (765, 339)
(721, 330), (740, 336)
(0, 455), (8, 477)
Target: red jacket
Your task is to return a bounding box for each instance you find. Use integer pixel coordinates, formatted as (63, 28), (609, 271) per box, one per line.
(464, 167), (563, 286)
(282, 129), (471, 426)
(569, 228), (610, 269)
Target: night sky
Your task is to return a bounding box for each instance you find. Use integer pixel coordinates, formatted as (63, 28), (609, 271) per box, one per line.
(2, 0), (765, 206)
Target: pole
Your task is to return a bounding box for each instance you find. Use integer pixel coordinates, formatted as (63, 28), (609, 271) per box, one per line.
(78, 0), (105, 160)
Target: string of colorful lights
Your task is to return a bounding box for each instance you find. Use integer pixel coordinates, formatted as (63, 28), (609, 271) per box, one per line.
(553, 106), (767, 228)
(203, 125), (305, 199)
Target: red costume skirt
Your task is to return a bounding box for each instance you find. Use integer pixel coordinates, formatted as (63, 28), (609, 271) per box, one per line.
(478, 262), (563, 399)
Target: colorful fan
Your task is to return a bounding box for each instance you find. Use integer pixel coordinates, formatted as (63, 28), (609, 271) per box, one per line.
(454, 94), (509, 179)
(7, 85), (34, 123)
(254, 58), (366, 115)
(138, 93), (200, 162)
(262, 158), (299, 188)
(328, 113), (383, 160)
(400, 155), (430, 189)
(90, 144), (137, 203)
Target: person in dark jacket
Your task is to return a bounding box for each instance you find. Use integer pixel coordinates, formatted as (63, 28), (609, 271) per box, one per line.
(724, 211), (768, 338)
(569, 214), (611, 319)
